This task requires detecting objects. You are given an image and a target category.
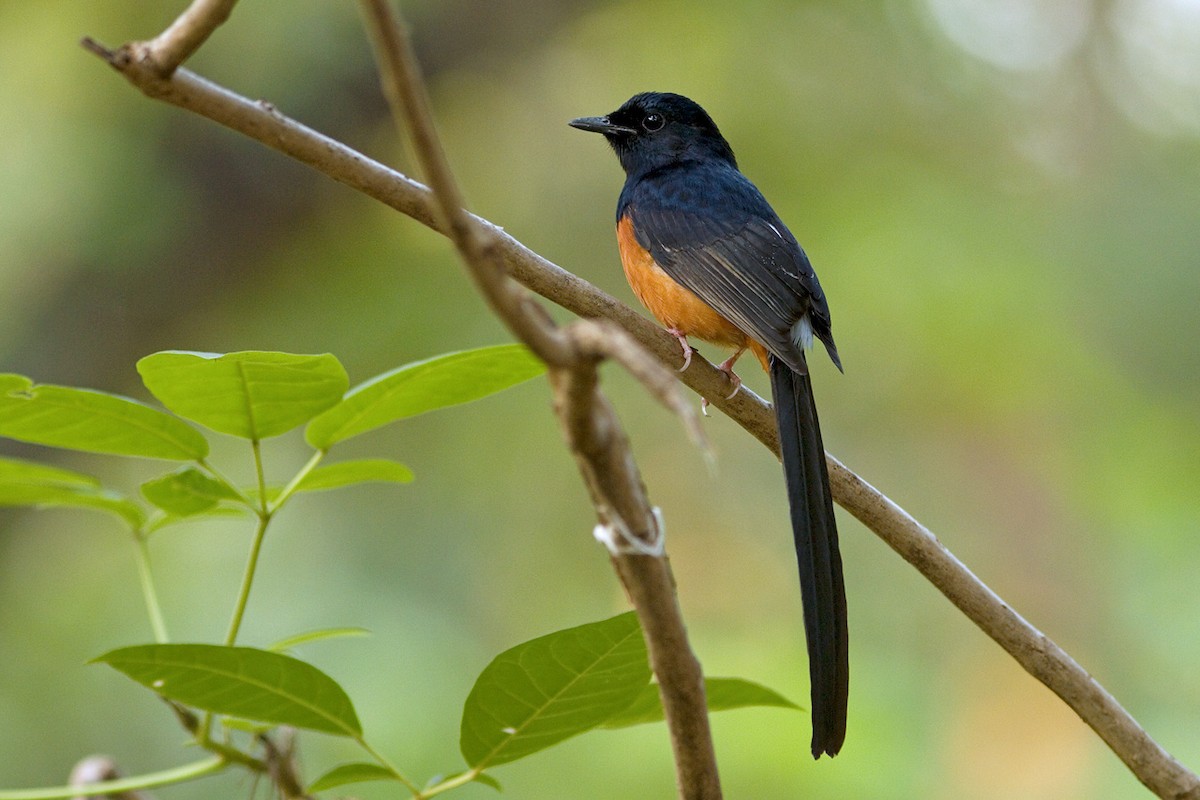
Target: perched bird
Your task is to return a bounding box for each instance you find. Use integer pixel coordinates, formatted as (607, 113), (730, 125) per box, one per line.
(570, 92), (848, 757)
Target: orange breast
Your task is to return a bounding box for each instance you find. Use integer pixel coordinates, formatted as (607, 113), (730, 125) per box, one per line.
(617, 215), (770, 371)
(618, 216), (746, 347)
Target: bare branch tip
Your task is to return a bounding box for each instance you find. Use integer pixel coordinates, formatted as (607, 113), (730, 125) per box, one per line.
(80, 36), (117, 63)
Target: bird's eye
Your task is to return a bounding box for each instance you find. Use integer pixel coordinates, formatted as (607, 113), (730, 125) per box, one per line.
(642, 113), (665, 132)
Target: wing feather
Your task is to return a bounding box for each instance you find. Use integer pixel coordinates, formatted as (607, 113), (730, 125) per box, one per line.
(623, 163), (837, 372)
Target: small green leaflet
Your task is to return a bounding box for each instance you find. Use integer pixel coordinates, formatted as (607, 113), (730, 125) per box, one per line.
(141, 467), (242, 516)
(294, 459), (413, 493)
(0, 455), (142, 526)
(94, 644), (361, 737)
(307, 763), (398, 793)
(137, 351), (348, 441)
(459, 612), (651, 769)
(0, 374), (208, 460)
(0, 482), (144, 528)
(0, 456), (99, 488)
(306, 344), (545, 449)
(601, 677), (800, 728)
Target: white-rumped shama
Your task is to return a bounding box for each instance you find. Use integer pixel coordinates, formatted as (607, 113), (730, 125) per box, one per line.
(570, 92), (848, 758)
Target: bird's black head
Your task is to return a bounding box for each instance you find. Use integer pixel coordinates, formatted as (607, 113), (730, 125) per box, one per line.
(569, 92), (737, 178)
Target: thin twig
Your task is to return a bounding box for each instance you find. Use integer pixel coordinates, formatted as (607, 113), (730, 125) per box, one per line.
(80, 26), (1200, 800)
(549, 364), (721, 799)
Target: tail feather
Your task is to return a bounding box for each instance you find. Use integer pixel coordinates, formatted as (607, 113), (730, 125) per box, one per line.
(769, 354), (848, 758)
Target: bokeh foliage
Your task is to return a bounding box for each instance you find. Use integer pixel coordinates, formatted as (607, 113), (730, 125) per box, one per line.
(1, 1), (1197, 798)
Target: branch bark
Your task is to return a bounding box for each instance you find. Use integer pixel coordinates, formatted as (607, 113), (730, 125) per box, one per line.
(80, 12), (1200, 800)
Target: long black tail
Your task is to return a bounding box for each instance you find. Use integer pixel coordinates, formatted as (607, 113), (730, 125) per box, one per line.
(769, 353), (848, 758)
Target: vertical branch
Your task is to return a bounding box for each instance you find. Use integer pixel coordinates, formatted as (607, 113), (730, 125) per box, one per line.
(356, 2), (722, 796)
(550, 360), (720, 799)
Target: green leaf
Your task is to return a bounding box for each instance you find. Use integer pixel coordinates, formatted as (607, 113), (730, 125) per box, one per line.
(0, 374), (208, 460)
(306, 344), (545, 449)
(141, 467), (243, 516)
(308, 763), (398, 792)
(294, 459), (413, 493)
(137, 352), (349, 441)
(267, 627), (371, 652)
(601, 677), (800, 729)
(0, 482), (144, 528)
(94, 644), (361, 737)
(460, 612), (650, 769)
(0, 456), (100, 488)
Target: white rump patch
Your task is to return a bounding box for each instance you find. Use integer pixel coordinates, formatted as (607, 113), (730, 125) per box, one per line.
(791, 315), (814, 350)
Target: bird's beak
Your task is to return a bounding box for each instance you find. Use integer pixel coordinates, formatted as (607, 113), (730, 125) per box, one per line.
(568, 115), (637, 135)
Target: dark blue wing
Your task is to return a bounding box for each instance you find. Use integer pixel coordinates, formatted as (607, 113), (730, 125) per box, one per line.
(619, 161), (839, 372)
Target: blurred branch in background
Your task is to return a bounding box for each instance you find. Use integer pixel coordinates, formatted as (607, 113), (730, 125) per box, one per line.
(73, 0), (1200, 798)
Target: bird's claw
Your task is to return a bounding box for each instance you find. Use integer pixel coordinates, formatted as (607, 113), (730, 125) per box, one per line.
(716, 351), (744, 399)
(700, 365), (742, 416)
(667, 328), (694, 372)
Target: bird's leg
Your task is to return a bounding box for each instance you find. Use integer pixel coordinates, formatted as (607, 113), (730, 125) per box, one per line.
(701, 346), (746, 415)
(666, 327), (695, 372)
(716, 347), (746, 399)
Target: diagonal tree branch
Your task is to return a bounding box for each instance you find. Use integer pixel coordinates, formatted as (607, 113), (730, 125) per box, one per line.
(80, 15), (1200, 800)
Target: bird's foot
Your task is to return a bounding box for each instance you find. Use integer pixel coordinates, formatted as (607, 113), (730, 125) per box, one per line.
(666, 327), (695, 372)
(716, 351), (745, 400)
(700, 355), (744, 416)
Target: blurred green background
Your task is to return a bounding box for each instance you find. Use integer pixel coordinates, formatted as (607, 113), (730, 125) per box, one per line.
(2, 1), (1198, 797)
